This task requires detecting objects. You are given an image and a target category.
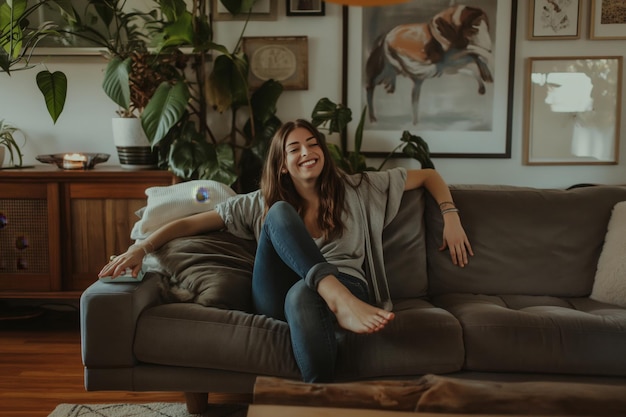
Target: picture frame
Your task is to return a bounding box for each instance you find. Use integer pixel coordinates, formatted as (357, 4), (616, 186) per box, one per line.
(528, 0), (582, 40)
(28, 0), (111, 55)
(523, 56), (622, 165)
(590, 0), (626, 40)
(342, 0), (517, 159)
(212, 0), (278, 21)
(286, 0), (325, 16)
(242, 36), (309, 90)
(28, 0), (198, 55)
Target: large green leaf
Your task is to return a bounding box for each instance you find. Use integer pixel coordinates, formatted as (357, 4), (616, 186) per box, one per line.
(156, 0), (188, 21)
(207, 53), (249, 113)
(353, 106), (367, 154)
(400, 130), (435, 169)
(90, 0), (115, 27)
(219, 0), (257, 15)
(141, 81), (190, 145)
(160, 11), (194, 48)
(1, 0), (24, 59)
(36, 70), (67, 123)
(101, 56), (131, 110)
(311, 97), (352, 135)
(250, 80), (283, 124)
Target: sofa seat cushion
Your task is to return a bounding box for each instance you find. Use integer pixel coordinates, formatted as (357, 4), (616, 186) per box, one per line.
(133, 299), (464, 380)
(432, 294), (626, 376)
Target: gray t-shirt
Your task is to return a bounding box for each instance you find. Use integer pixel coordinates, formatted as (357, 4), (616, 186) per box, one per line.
(214, 167), (407, 285)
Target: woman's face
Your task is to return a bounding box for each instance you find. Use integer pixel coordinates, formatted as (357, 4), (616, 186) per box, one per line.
(283, 127), (325, 184)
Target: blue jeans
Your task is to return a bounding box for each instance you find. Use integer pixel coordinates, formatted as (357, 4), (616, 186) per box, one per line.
(253, 201), (369, 382)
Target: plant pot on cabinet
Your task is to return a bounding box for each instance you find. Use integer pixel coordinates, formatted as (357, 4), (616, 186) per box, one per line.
(111, 118), (158, 170)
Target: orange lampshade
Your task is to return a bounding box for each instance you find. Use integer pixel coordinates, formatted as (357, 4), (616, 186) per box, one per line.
(324, 0), (409, 6)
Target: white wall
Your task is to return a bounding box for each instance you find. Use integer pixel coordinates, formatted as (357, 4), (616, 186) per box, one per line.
(1, 0), (625, 188)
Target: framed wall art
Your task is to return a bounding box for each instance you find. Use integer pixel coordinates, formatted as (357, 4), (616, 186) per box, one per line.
(28, 0), (113, 55)
(242, 36), (309, 90)
(590, 0), (626, 39)
(213, 0), (278, 21)
(528, 0), (582, 40)
(523, 56), (622, 165)
(286, 0), (325, 16)
(342, 0), (517, 158)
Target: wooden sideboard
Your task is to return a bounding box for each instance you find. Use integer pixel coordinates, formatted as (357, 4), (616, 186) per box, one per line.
(0, 166), (176, 299)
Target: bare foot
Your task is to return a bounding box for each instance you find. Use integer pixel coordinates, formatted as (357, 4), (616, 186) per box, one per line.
(317, 276), (395, 334)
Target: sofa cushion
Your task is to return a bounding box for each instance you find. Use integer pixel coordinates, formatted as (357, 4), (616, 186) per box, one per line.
(383, 188), (428, 299)
(151, 231), (256, 311)
(131, 180), (236, 240)
(591, 201), (626, 307)
(432, 293), (626, 376)
(426, 185), (626, 297)
(134, 299), (465, 380)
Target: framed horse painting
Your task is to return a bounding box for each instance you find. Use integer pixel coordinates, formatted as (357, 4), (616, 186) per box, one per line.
(342, 0), (517, 158)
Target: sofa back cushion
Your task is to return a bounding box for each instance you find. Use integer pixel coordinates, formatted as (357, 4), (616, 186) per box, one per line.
(383, 188), (428, 299)
(426, 185), (626, 297)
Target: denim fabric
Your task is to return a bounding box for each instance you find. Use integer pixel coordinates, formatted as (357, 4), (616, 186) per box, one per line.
(252, 201), (368, 382)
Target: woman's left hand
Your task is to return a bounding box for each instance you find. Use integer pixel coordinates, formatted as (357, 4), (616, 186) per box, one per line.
(439, 213), (474, 267)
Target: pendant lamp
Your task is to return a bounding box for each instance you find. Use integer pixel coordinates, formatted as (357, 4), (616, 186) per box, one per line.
(324, 0), (409, 6)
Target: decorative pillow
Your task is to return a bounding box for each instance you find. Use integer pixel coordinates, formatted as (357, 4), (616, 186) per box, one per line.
(153, 231), (257, 311)
(590, 201), (626, 307)
(131, 180), (236, 240)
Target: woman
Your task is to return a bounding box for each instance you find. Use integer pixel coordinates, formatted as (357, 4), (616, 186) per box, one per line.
(100, 119), (473, 382)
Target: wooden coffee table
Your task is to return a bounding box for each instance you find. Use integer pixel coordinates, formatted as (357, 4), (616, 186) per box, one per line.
(253, 375), (626, 416)
(247, 404), (554, 417)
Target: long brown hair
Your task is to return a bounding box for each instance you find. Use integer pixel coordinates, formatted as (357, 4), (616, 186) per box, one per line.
(260, 119), (347, 241)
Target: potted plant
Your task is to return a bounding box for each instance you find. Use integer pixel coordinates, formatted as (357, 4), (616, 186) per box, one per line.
(59, 0), (283, 190)
(0, 0), (71, 122)
(0, 119), (24, 167)
(310, 97), (435, 173)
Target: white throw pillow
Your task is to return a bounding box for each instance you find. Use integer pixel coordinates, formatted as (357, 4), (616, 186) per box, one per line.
(590, 201), (626, 307)
(131, 180), (236, 240)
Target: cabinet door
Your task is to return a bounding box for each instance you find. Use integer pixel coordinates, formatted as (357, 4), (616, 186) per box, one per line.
(65, 182), (159, 291)
(0, 183), (61, 292)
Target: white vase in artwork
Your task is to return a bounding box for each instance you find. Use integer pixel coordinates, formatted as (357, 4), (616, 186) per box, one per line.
(111, 118), (158, 170)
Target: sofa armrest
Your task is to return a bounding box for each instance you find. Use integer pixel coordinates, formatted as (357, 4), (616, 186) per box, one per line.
(80, 272), (165, 368)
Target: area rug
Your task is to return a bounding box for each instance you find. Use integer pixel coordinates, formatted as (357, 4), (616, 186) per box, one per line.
(48, 402), (248, 417)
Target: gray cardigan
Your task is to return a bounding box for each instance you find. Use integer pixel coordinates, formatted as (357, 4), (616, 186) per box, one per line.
(214, 167), (408, 308)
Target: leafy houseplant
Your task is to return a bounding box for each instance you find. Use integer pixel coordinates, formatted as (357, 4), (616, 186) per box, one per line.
(0, 0), (70, 122)
(0, 119), (24, 167)
(60, 0), (283, 192)
(310, 98), (435, 173)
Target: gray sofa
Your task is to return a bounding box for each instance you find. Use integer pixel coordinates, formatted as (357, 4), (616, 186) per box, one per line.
(80, 184), (626, 411)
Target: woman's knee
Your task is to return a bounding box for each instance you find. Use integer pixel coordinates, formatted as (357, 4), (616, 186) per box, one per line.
(264, 201), (300, 230)
(284, 281), (322, 321)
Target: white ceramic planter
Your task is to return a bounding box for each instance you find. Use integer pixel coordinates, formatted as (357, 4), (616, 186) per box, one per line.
(111, 118), (158, 170)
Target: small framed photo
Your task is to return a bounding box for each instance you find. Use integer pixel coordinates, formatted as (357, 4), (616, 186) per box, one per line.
(212, 0), (277, 21)
(242, 36), (309, 90)
(286, 0), (325, 16)
(590, 0), (626, 39)
(528, 0), (581, 40)
(523, 56), (622, 165)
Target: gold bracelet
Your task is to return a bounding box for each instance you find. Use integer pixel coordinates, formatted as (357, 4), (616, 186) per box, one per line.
(441, 208), (460, 215)
(439, 201), (456, 208)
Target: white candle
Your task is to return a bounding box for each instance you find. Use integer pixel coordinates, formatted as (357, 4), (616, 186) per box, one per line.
(63, 153), (87, 169)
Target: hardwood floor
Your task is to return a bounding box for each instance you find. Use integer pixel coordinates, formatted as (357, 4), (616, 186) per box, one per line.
(0, 306), (242, 417)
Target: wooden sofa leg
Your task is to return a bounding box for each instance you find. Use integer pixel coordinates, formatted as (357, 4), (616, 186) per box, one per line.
(184, 392), (208, 414)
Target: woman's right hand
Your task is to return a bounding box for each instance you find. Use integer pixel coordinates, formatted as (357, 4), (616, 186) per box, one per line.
(98, 244), (146, 279)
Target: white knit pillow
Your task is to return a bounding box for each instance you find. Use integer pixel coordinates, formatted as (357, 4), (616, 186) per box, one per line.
(131, 180), (236, 240)
(590, 201), (626, 307)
